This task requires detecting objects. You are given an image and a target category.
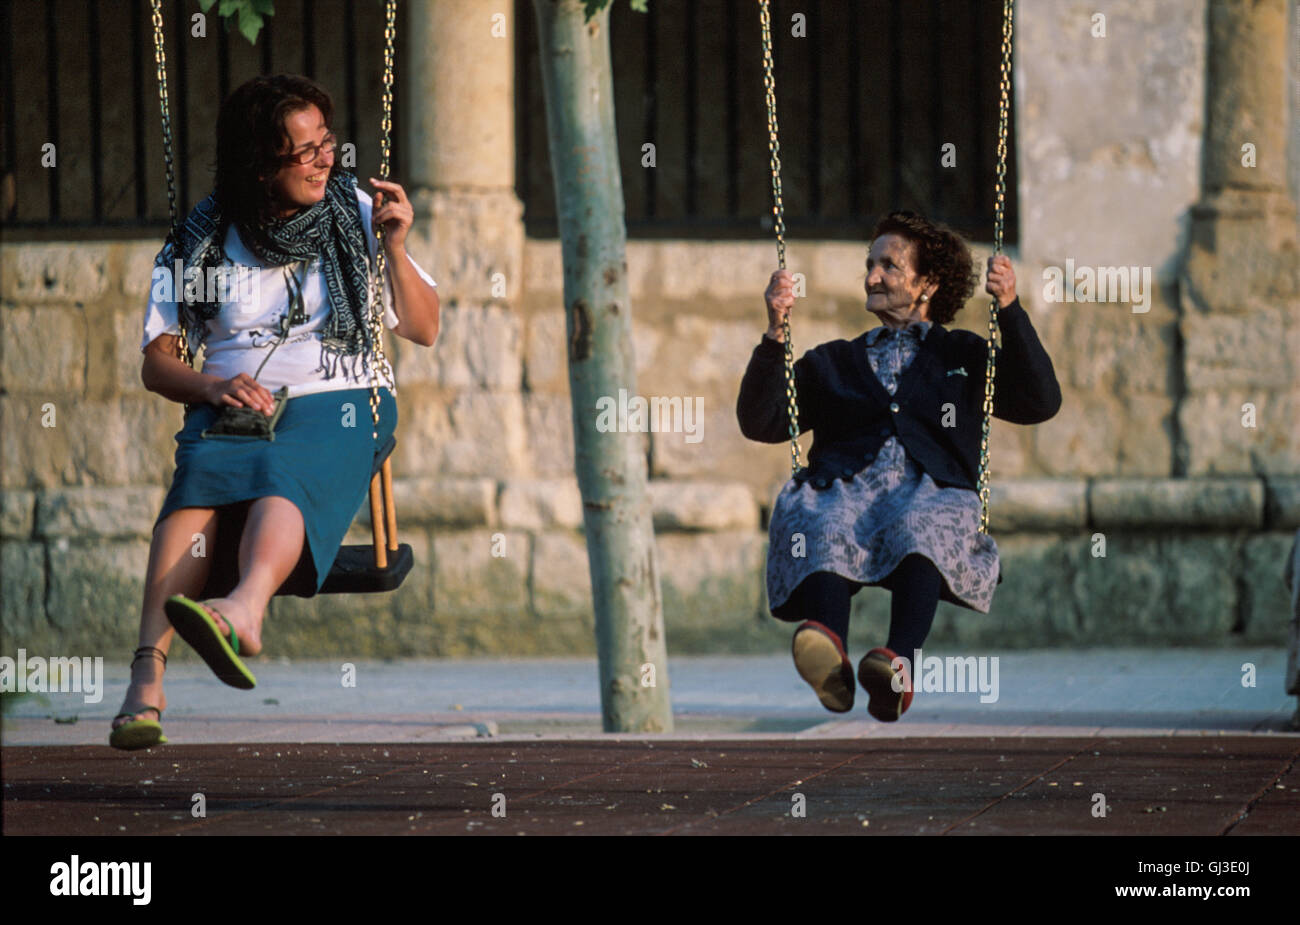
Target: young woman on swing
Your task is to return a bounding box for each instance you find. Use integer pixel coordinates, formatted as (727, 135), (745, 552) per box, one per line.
(737, 211), (1060, 721)
(111, 74), (439, 749)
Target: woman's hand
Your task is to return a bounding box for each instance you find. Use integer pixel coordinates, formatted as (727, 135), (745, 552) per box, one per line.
(369, 178), (413, 254)
(205, 373), (276, 415)
(367, 177), (440, 347)
(764, 269), (796, 343)
(985, 255), (1017, 308)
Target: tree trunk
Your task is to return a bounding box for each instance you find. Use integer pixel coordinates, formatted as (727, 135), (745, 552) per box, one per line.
(531, 0), (672, 733)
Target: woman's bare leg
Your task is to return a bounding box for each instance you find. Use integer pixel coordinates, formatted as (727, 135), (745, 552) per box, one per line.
(192, 496), (306, 656)
(113, 507), (219, 729)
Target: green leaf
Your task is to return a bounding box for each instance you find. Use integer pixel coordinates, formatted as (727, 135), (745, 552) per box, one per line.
(218, 0), (241, 16)
(237, 6), (265, 44)
(629, 0), (649, 11)
(250, 0), (276, 16)
(198, 0), (217, 12)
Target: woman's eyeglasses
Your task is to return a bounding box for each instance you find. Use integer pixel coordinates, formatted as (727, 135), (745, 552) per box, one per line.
(283, 135), (338, 166)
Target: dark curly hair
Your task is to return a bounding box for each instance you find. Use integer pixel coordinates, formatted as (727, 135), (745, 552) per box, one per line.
(869, 211), (978, 325)
(214, 74), (336, 232)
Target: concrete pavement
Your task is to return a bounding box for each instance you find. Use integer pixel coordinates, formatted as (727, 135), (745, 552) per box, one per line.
(3, 648), (1296, 745)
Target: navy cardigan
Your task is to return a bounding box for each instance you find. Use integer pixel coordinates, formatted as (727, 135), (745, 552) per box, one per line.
(736, 298), (1062, 492)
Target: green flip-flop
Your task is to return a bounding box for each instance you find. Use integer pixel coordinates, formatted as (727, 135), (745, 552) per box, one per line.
(110, 707), (168, 750)
(164, 594), (258, 690)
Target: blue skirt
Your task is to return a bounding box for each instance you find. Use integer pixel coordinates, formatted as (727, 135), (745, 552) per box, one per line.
(155, 387), (398, 597)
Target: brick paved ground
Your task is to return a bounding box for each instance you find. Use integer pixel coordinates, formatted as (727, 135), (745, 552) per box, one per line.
(4, 737), (1298, 835)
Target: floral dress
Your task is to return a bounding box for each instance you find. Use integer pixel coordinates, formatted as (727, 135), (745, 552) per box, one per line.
(766, 320), (1000, 614)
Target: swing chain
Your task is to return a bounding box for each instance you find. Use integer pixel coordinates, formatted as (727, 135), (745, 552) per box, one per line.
(150, 0), (192, 369)
(366, 0), (399, 442)
(758, 0), (802, 475)
(977, 0), (1014, 535)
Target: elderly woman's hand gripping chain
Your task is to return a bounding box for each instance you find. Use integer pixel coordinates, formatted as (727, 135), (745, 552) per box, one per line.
(764, 268), (797, 343)
(986, 254), (1016, 309)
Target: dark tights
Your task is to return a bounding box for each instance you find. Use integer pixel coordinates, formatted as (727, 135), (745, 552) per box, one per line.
(785, 555), (942, 657)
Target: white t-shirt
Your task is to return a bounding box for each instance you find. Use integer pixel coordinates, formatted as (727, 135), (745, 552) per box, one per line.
(141, 189), (436, 398)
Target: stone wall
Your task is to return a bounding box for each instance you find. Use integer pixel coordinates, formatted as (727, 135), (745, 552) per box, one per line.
(3, 0), (1298, 659)
(2, 237), (1298, 658)
(1016, 0), (1203, 480)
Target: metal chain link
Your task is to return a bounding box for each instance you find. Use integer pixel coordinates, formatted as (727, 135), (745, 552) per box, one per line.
(149, 0), (192, 369)
(977, 0), (1015, 535)
(365, 0), (399, 442)
(758, 0), (801, 474)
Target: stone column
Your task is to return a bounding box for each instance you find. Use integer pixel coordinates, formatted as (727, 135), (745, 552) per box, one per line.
(392, 0), (528, 487)
(1178, 0), (1299, 476)
(403, 0), (524, 305)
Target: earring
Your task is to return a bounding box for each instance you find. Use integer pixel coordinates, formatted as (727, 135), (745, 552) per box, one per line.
(920, 294), (929, 302)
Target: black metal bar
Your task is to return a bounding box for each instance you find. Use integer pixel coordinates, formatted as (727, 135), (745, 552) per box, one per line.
(344, 0), (358, 155)
(131, 0), (146, 219)
(971, 0), (984, 234)
(89, 0), (103, 222)
(929, 0), (941, 219)
(5, 218), (176, 231)
(643, 0), (656, 219)
(515, 0), (530, 208)
(888, 0), (901, 209)
(847, 0), (859, 217)
(770, 0), (781, 230)
(261, 10), (273, 73)
(724, 0), (737, 218)
(45, 0), (59, 220)
(685, 0), (696, 216)
(808, 0), (820, 216)
(5, 211), (914, 237)
(303, 0), (315, 77)
(1, 0), (17, 220)
(173, 0), (188, 214)
(217, 13), (230, 101)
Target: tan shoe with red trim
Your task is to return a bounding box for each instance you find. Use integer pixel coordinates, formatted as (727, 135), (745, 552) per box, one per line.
(858, 646), (914, 722)
(791, 621), (855, 713)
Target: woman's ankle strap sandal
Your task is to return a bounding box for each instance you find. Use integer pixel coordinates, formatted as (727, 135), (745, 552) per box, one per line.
(112, 647), (169, 750)
(131, 646), (168, 667)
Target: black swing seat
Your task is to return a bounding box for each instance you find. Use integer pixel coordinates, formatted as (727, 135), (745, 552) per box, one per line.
(196, 434), (413, 600)
(318, 540), (412, 594)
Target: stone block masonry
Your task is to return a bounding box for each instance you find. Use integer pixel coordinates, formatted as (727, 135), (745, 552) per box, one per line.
(4, 0), (1298, 658)
(1, 228), (1298, 656)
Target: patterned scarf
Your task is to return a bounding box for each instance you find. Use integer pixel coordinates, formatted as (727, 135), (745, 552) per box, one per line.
(154, 171), (379, 383)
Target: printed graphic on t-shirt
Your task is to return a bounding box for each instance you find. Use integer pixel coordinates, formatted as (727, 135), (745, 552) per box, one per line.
(248, 321), (284, 349)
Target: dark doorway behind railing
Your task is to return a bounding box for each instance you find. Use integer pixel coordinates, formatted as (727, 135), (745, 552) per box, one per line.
(2, 0), (1018, 245)
(1, 0), (396, 238)
(515, 0), (1018, 243)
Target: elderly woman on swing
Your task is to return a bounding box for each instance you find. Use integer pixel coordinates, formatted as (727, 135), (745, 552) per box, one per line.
(737, 211), (1060, 722)
(111, 74), (439, 749)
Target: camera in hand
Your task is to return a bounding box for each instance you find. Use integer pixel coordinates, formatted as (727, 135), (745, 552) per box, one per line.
(201, 386), (289, 440)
